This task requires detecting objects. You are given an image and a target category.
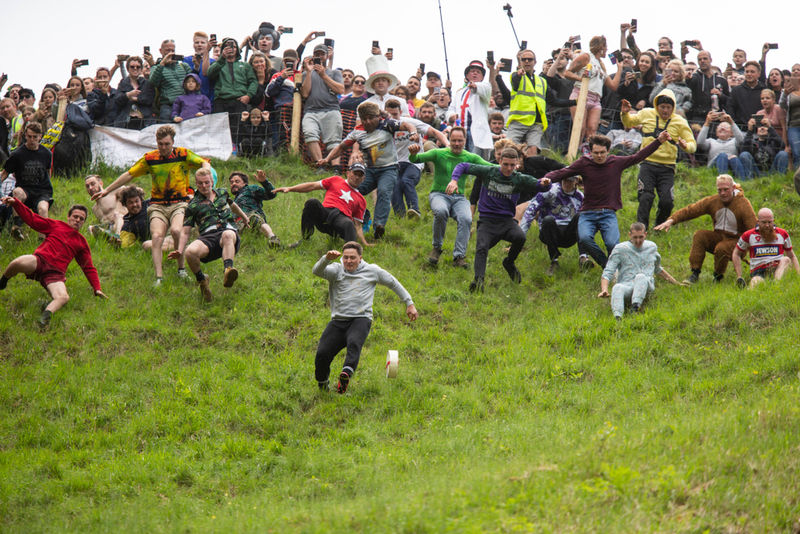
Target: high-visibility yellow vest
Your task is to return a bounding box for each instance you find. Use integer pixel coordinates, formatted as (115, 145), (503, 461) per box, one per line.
(507, 73), (548, 130)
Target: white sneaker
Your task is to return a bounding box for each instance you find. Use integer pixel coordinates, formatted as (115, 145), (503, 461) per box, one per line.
(407, 208), (421, 221)
(177, 268), (188, 279)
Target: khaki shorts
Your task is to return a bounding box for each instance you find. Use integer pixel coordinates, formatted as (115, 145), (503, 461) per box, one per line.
(147, 202), (188, 226)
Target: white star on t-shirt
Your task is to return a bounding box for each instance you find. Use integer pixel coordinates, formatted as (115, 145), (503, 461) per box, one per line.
(339, 189), (353, 204)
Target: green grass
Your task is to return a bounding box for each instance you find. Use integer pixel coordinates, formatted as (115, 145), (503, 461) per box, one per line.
(2, 154), (800, 533)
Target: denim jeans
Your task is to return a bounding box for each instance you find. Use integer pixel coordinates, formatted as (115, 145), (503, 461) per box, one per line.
(391, 162), (422, 215)
(547, 112), (572, 154)
(578, 209), (620, 268)
(788, 127), (800, 169)
(429, 191), (472, 259)
(711, 153), (746, 178)
(358, 165), (399, 227)
(739, 150), (790, 179)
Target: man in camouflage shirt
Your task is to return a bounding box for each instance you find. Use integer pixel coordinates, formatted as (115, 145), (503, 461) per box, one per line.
(228, 170), (280, 248)
(168, 168), (250, 301)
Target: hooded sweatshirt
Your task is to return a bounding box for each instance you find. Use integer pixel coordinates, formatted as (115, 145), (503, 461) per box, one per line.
(172, 74), (212, 120)
(621, 88), (696, 165)
(206, 38), (258, 103)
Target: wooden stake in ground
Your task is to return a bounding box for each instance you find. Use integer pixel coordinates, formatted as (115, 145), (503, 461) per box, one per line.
(290, 70), (303, 155)
(56, 97), (68, 124)
(566, 68), (591, 163)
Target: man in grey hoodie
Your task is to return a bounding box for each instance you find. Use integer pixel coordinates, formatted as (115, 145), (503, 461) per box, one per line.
(312, 241), (419, 394)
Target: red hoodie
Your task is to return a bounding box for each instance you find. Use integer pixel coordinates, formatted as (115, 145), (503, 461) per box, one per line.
(13, 201), (101, 291)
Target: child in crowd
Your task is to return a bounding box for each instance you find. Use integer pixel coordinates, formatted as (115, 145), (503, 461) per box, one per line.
(238, 108), (268, 157)
(172, 74), (211, 123)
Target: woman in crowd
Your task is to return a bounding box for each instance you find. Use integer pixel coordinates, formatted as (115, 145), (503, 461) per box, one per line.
(249, 52), (276, 155)
(757, 88), (788, 149)
(54, 76), (88, 115)
(767, 68), (784, 97)
(433, 88), (451, 124)
(34, 87), (57, 132)
(780, 64), (800, 169)
(649, 59), (692, 117)
(112, 56), (155, 130)
(339, 75), (368, 111)
(392, 85), (415, 117)
(617, 51), (658, 111)
(566, 35), (622, 141)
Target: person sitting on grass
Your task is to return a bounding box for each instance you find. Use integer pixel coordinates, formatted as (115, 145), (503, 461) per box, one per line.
(117, 185), (174, 252)
(312, 241), (418, 394)
(738, 115), (789, 178)
(448, 147), (551, 292)
(168, 169), (249, 302)
(733, 207), (800, 289)
(274, 163), (371, 249)
(84, 175), (126, 246)
(0, 197), (107, 328)
(598, 222), (686, 321)
(228, 170), (280, 247)
(653, 174), (756, 284)
(315, 101), (419, 241)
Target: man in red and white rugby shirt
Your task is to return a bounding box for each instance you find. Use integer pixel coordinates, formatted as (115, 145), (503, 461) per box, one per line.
(733, 208), (800, 288)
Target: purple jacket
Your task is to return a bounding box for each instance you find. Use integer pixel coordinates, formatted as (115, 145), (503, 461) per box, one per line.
(172, 74), (212, 119)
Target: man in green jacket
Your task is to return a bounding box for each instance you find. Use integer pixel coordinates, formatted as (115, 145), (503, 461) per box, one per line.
(204, 37), (257, 147)
(149, 39), (191, 122)
(409, 126), (489, 268)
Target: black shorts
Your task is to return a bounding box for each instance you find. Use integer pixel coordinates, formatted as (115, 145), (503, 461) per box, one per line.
(22, 190), (53, 212)
(197, 227), (240, 264)
(752, 261), (779, 279)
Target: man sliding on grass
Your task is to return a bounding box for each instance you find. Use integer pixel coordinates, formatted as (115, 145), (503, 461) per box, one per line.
(168, 168), (249, 302)
(312, 241), (418, 394)
(0, 197), (107, 328)
(598, 222), (686, 320)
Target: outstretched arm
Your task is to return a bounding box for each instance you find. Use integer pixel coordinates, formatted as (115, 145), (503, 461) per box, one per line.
(274, 181), (325, 194)
(93, 171), (135, 201)
(658, 268), (688, 286)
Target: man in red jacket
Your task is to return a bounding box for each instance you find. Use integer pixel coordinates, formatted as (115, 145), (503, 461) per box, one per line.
(0, 197), (107, 328)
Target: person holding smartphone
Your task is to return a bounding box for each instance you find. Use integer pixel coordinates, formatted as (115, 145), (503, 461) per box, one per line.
(779, 65), (800, 170)
(205, 37), (258, 148)
(299, 44), (345, 168)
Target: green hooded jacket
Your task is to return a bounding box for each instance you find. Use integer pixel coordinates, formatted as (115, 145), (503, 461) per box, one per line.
(206, 38), (257, 103)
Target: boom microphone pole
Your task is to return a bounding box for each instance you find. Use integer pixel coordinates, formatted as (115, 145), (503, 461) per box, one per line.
(437, 0), (451, 81)
(503, 4), (522, 50)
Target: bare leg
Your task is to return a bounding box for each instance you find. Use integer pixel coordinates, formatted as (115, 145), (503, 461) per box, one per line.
(169, 213), (186, 270)
(258, 223), (275, 238)
(585, 108), (601, 139)
(184, 240), (209, 274)
(221, 230), (237, 261)
(149, 218), (168, 278)
(3, 254), (39, 280)
(749, 276), (765, 288)
(514, 202), (530, 224)
(307, 141), (323, 162)
(774, 257), (792, 281)
(526, 145), (539, 157)
(44, 281), (70, 314)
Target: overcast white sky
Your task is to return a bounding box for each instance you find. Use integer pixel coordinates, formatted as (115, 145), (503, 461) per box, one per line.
(3, 0), (796, 101)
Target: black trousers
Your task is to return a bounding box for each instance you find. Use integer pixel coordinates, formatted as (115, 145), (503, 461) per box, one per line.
(636, 161), (675, 230)
(538, 215), (584, 261)
(212, 100), (248, 146)
(315, 318), (372, 382)
(301, 199), (358, 243)
(474, 217), (526, 279)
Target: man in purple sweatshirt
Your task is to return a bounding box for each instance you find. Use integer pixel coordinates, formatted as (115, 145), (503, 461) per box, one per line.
(543, 129), (671, 268)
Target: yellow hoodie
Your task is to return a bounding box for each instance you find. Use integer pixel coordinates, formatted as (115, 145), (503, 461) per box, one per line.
(621, 88), (696, 165)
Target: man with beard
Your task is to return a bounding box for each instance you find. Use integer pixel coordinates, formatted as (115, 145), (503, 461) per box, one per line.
(117, 185), (174, 252)
(228, 170), (280, 247)
(733, 208), (799, 288)
(654, 174), (757, 284)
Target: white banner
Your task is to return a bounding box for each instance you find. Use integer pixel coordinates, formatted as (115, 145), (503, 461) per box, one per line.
(88, 114), (233, 168)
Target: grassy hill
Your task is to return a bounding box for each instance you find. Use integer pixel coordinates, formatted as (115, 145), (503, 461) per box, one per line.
(2, 153), (800, 533)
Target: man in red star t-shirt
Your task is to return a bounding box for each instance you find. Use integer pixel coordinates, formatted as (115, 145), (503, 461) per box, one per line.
(0, 197), (107, 328)
(274, 163), (370, 248)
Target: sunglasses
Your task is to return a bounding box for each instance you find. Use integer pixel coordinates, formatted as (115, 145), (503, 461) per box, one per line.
(129, 65), (142, 69)
(521, 58), (535, 62)
(353, 80), (365, 85)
